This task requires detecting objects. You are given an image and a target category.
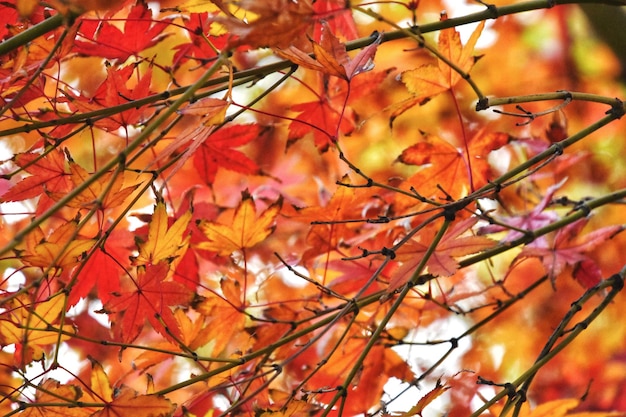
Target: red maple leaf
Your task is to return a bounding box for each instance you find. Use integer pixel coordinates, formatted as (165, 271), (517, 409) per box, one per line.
(285, 68), (391, 151)
(172, 13), (228, 68)
(516, 218), (624, 288)
(0, 149), (71, 203)
(103, 262), (195, 343)
(74, 3), (171, 61)
(0, 2), (19, 41)
(389, 217), (495, 292)
(65, 64), (154, 131)
(288, 96), (355, 151)
(478, 179), (565, 242)
(193, 124), (264, 185)
(312, 0), (358, 42)
(68, 228), (134, 307)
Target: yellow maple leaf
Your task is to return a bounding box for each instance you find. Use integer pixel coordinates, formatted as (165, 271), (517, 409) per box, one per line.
(196, 190), (282, 256)
(133, 200), (192, 266)
(0, 295), (73, 365)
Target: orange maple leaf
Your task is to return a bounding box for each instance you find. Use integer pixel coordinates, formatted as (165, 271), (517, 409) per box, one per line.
(393, 18), (485, 120)
(196, 190), (282, 256)
(276, 22), (382, 80)
(489, 398), (624, 417)
(67, 161), (139, 210)
(397, 129), (510, 199)
(217, 0), (314, 48)
(95, 386), (176, 417)
(20, 379), (84, 417)
(194, 277), (250, 357)
(103, 262), (195, 343)
(393, 379), (449, 417)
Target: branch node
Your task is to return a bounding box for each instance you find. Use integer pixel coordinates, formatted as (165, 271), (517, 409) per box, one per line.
(609, 272), (625, 291)
(475, 97), (489, 111)
(607, 97), (625, 119)
(573, 201), (591, 216)
(450, 337), (458, 348)
(551, 142), (564, 156)
(381, 246), (396, 259)
(443, 208), (456, 222)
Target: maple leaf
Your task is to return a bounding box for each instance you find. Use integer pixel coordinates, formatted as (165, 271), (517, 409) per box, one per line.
(80, 358), (176, 417)
(151, 97), (230, 178)
(193, 124), (263, 185)
(0, 149), (72, 204)
(0, 3), (19, 40)
(217, 0), (314, 48)
(311, 0), (358, 42)
(287, 97), (355, 151)
(196, 190), (282, 256)
(393, 18), (485, 120)
(73, 3), (171, 61)
(178, 97), (230, 124)
(96, 386), (176, 417)
(132, 200), (193, 267)
(66, 161), (139, 210)
(194, 277), (250, 358)
(172, 13), (227, 68)
(285, 64), (389, 151)
(500, 398), (624, 417)
(516, 218), (624, 288)
(65, 63), (154, 132)
(389, 217), (495, 292)
(258, 395), (321, 416)
(130, 305), (213, 370)
(103, 262), (195, 343)
(276, 22), (382, 80)
(303, 341), (413, 415)
(20, 379), (84, 417)
(20, 219), (95, 272)
(0, 295), (73, 366)
(68, 228), (133, 306)
(0, 74), (47, 109)
(478, 179), (566, 242)
(393, 379), (449, 417)
(284, 176), (360, 261)
(397, 129), (510, 199)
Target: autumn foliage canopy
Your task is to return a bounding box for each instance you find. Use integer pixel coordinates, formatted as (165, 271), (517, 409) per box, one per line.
(2, 0), (626, 416)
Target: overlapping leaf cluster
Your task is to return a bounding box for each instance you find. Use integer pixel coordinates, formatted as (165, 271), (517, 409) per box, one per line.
(1, 0), (626, 416)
